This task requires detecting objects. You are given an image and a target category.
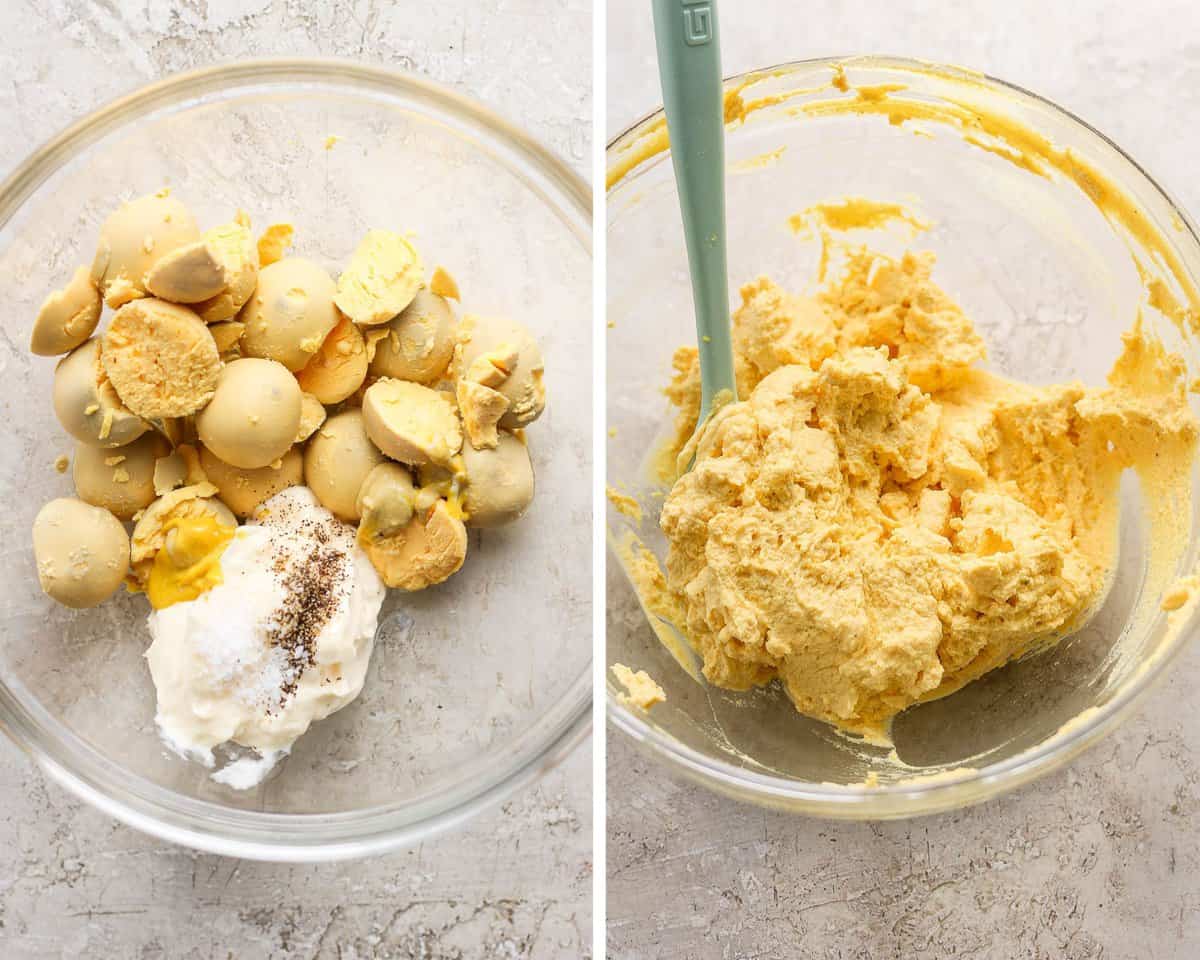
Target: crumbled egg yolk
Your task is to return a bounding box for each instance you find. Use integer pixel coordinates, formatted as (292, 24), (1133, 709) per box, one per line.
(146, 514), (236, 609)
(256, 223), (294, 267)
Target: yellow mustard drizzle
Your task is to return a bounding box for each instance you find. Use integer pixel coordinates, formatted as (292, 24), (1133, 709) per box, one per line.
(445, 454), (469, 521)
(146, 514), (235, 610)
(444, 490), (468, 522)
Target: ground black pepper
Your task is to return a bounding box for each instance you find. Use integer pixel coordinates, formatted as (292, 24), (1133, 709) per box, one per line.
(258, 495), (352, 711)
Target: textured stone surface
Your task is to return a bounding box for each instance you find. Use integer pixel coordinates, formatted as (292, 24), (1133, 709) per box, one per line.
(0, 2), (591, 958)
(607, 1), (1200, 957)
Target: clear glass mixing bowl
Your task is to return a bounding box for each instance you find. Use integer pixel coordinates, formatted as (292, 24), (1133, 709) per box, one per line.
(606, 56), (1200, 817)
(0, 59), (591, 860)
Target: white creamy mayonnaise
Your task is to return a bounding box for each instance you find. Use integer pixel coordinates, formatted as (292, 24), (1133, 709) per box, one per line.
(145, 486), (385, 788)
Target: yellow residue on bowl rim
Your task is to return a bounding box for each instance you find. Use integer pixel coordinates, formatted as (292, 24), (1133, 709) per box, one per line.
(606, 56), (1200, 336)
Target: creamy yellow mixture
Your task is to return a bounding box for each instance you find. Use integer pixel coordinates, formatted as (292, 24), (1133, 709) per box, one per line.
(611, 663), (667, 711)
(649, 248), (1197, 739)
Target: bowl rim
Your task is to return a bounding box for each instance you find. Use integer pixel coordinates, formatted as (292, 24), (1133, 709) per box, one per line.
(0, 56), (592, 861)
(605, 53), (1200, 817)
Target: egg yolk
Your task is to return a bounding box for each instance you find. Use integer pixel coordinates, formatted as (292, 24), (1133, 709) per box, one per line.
(146, 514), (235, 610)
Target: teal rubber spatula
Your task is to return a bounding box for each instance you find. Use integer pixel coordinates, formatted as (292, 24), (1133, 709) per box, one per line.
(652, 0), (737, 459)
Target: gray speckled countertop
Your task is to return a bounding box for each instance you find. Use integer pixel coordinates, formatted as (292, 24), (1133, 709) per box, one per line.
(0, 2), (591, 958)
(607, 1), (1200, 957)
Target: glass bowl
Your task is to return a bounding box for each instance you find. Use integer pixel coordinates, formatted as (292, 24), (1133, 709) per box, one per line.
(0, 59), (591, 860)
(606, 56), (1200, 818)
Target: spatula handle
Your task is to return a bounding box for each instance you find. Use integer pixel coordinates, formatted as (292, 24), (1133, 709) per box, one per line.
(652, 0), (736, 417)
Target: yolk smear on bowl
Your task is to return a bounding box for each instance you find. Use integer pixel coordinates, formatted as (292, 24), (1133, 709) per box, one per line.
(633, 244), (1198, 742)
(608, 60), (1200, 334)
(787, 196), (930, 280)
(606, 486), (643, 526)
(789, 197), (930, 235)
(729, 145), (788, 174)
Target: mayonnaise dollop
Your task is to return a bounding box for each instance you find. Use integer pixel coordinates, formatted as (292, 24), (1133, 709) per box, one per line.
(145, 486), (385, 788)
